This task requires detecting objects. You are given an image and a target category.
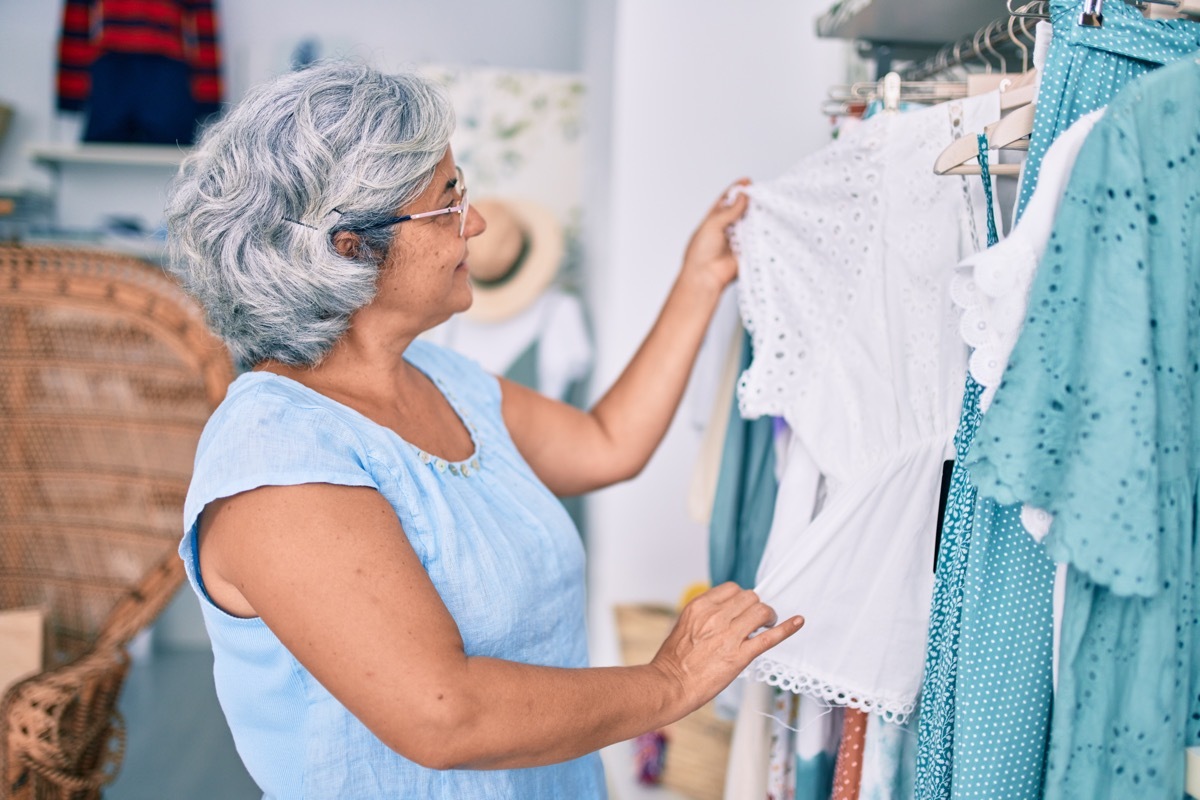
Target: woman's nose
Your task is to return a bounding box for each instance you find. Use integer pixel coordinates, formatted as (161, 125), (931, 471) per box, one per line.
(465, 204), (487, 238)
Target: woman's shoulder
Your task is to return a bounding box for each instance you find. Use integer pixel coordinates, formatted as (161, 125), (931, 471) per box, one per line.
(185, 372), (387, 535)
(198, 372), (381, 472)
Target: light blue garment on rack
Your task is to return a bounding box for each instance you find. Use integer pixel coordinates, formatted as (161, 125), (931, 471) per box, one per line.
(968, 54), (1200, 800)
(709, 328), (779, 591)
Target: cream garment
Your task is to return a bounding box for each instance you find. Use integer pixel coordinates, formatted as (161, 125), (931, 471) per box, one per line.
(687, 323), (745, 525)
(734, 91), (1000, 721)
(721, 678), (773, 800)
(952, 109), (1104, 693)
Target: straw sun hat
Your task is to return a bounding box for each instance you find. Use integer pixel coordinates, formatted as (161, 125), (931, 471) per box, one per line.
(464, 197), (565, 323)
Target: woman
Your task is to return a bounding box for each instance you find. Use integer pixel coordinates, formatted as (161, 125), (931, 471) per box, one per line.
(166, 60), (802, 799)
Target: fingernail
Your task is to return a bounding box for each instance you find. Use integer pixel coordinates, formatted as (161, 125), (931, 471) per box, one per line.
(794, 617), (805, 628)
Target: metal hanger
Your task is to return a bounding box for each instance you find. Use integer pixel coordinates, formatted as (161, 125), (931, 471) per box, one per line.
(997, 13), (1039, 109)
(1079, 0), (1105, 26)
(1009, 12), (1031, 72)
(1007, 0), (1051, 19)
(983, 21), (1009, 74)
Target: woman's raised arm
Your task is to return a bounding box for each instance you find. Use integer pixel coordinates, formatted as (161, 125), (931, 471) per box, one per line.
(502, 180), (750, 496)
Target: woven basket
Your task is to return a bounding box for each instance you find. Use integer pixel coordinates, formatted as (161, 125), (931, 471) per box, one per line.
(614, 604), (733, 800)
(0, 244), (233, 799)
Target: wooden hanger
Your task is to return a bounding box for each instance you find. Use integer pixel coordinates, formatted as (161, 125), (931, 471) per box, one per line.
(935, 16), (1036, 179)
(933, 104), (1031, 177)
(984, 101), (1036, 151)
(999, 75), (1039, 110)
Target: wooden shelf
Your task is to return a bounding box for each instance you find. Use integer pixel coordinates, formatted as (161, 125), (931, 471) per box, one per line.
(28, 142), (190, 168)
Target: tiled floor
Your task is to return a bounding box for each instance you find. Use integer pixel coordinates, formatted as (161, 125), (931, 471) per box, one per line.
(108, 646), (259, 799)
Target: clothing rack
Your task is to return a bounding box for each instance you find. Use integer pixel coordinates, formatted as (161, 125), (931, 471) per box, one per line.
(899, 1), (1046, 81)
(900, 0), (1200, 80)
(823, 2), (1043, 112)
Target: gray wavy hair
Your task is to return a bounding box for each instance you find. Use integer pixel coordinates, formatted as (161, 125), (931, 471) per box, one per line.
(165, 60), (455, 367)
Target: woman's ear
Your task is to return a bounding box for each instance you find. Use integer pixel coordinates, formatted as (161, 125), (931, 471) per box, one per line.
(331, 231), (362, 259)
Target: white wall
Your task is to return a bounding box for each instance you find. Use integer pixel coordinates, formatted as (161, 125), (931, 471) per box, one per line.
(582, 0), (848, 668)
(0, 2), (69, 193)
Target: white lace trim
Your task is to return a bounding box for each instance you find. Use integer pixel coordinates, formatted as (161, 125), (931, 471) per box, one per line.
(951, 235), (1039, 414)
(747, 656), (918, 724)
(952, 253), (1060, 544)
(951, 111), (1106, 417)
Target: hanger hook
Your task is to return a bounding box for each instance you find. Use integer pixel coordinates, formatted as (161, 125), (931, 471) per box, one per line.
(928, 44), (943, 76)
(1008, 12), (1030, 72)
(972, 27), (992, 73)
(983, 20), (1007, 73)
(952, 39), (966, 73)
(937, 42), (953, 73)
(1017, 6), (1035, 44)
(1009, 0), (1050, 19)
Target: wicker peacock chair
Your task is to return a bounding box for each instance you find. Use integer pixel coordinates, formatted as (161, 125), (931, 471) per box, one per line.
(0, 244), (233, 799)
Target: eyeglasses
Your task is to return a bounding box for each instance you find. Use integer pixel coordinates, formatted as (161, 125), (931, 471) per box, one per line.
(346, 166), (469, 238)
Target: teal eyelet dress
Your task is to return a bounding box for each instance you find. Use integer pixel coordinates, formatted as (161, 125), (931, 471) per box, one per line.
(914, 3), (1200, 800)
(178, 339), (606, 799)
(968, 56), (1200, 800)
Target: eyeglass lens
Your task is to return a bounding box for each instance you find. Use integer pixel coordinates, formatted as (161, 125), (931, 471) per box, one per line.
(456, 167), (469, 237)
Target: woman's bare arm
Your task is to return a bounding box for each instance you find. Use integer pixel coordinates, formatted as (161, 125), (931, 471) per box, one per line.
(198, 481), (801, 770)
(502, 181), (749, 496)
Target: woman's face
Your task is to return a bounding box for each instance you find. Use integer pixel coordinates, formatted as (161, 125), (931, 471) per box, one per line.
(368, 148), (486, 332)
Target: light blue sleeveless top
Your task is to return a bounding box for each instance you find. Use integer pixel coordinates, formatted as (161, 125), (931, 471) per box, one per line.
(178, 339), (606, 799)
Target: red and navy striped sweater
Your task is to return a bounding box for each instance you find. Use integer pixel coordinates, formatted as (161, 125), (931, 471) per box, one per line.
(57, 0), (222, 115)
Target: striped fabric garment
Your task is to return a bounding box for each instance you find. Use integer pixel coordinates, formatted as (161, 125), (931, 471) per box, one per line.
(56, 0), (222, 115)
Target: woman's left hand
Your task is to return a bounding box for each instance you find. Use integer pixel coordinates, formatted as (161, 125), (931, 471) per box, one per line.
(680, 178), (751, 293)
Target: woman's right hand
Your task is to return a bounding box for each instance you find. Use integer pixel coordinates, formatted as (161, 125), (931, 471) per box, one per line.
(649, 582), (803, 714)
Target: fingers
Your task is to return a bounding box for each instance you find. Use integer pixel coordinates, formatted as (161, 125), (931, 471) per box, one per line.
(691, 585), (779, 638)
(678, 582), (803, 660)
(716, 191), (750, 226)
(693, 581), (742, 605)
(712, 177), (751, 211)
(732, 599), (778, 632)
(689, 583), (760, 622)
(709, 180), (751, 226)
(745, 615), (805, 659)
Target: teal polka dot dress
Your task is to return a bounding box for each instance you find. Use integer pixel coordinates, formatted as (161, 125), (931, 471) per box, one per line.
(1014, 0), (1200, 220)
(914, 375), (984, 800)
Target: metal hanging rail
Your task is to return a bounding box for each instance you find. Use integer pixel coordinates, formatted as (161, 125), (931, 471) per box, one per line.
(898, 1), (1048, 81)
